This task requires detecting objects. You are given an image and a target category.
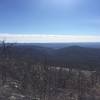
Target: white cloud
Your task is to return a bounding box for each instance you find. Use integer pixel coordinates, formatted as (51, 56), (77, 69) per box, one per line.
(0, 34), (100, 43)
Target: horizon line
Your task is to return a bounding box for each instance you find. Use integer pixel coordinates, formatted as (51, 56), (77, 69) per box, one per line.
(0, 34), (100, 43)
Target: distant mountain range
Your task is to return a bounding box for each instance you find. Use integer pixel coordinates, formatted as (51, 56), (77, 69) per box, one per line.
(16, 42), (100, 49)
(4, 43), (100, 70)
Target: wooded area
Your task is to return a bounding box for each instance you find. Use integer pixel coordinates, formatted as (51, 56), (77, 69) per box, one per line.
(0, 41), (100, 100)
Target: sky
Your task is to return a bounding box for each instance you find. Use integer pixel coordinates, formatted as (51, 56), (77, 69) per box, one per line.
(0, 0), (100, 42)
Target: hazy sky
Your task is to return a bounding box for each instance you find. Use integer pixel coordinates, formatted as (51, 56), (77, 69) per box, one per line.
(0, 0), (100, 42)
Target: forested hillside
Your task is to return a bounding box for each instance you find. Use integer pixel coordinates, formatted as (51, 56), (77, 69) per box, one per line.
(1, 43), (100, 70)
(0, 42), (100, 100)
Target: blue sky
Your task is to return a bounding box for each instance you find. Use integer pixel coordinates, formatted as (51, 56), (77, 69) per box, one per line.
(0, 0), (100, 42)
